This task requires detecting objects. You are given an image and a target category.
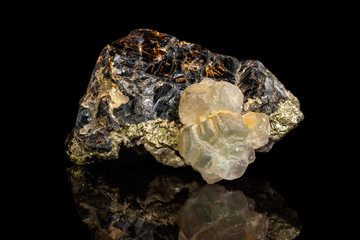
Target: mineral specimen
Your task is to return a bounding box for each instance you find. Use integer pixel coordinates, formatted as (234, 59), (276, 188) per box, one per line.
(65, 29), (303, 176)
(177, 184), (268, 240)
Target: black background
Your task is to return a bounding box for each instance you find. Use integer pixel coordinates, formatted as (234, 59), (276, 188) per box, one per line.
(16, 7), (343, 240)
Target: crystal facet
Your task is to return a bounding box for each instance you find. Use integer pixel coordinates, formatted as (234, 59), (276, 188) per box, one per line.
(243, 112), (271, 149)
(178, 77), (244, 125)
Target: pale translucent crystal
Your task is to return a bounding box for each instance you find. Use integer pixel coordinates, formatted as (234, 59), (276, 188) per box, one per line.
(178, 111), (255, 184)
(178, 78), (256, 183)
(178, 78), (272, 183)
(243, 112), (271, 149)
(179, 78), (244, 125)
(178, 184), (268, 240)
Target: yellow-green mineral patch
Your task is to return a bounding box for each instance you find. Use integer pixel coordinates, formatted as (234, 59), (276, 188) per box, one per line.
(66, 137), (96, 165)
(116, 118), (182, 150)
(269, 95), (304, 140)
(68, 119), (183, 166)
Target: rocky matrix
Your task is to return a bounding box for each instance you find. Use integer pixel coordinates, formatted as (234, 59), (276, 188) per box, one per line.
(66, 29), (303, 180)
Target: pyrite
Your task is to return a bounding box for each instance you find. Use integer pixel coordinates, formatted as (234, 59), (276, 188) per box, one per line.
(65, 29), (303, 174)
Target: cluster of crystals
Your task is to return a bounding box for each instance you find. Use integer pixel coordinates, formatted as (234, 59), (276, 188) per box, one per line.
(178, 78), (270, 183)
(178, 184), (268, 240)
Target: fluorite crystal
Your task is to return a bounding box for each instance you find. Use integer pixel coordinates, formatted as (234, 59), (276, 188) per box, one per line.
(65, 29), (304, 181)
(178, 111), (255, 184)
(178, 78), (244, 125)
(177, 78), (272, 183)
(242, 112), (270, 149)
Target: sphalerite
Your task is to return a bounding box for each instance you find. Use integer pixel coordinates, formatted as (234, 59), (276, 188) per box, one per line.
(65, 29), (304, 183)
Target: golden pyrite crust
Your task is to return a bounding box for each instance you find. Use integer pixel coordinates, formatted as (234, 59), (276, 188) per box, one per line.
(67, 118), (184, 166)
(269, 93), (304, 140)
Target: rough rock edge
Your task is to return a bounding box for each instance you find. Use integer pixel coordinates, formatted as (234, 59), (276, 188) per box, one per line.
(66, 29), (304, 165)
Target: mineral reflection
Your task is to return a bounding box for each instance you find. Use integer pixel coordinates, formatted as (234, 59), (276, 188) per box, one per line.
(178, 184), (268, 240)
(67, 158), (300, 240)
